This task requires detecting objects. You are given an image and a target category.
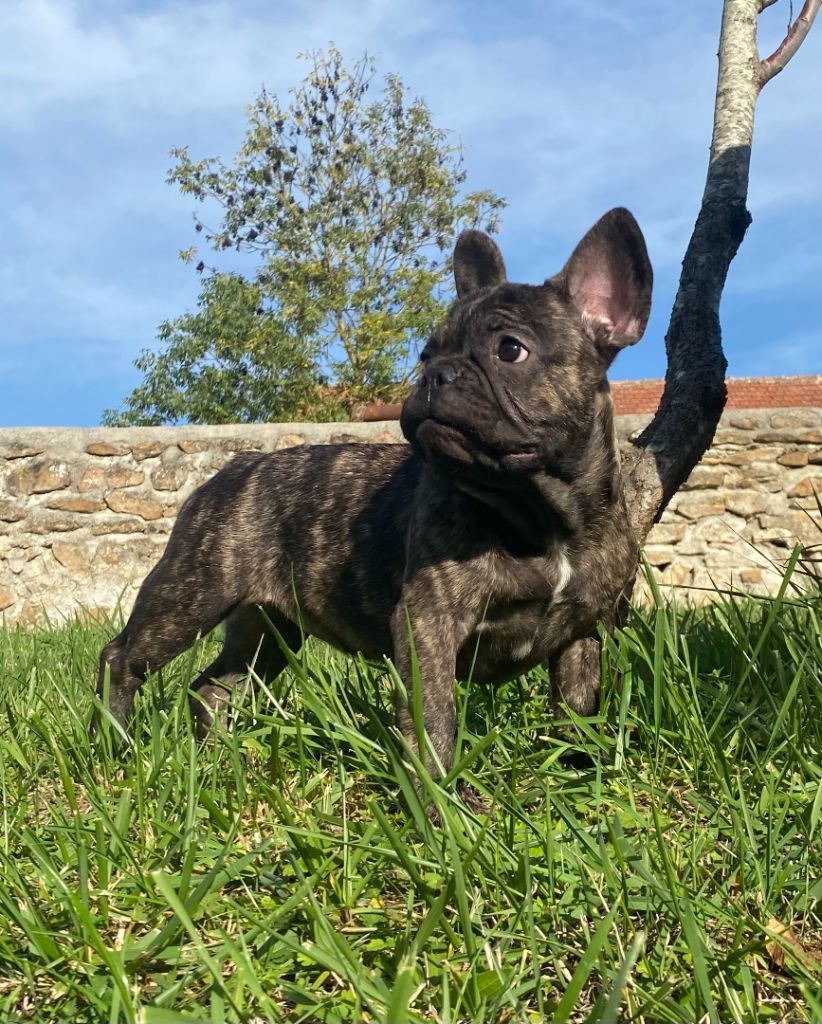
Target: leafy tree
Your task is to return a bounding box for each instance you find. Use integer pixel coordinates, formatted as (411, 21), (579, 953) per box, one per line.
(105, 47), (505, 425)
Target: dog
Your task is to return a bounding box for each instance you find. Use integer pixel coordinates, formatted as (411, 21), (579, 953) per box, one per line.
(96, 207), (652, 790)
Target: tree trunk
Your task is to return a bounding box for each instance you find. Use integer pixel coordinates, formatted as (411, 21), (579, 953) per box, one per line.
(621, 0), (819, 540)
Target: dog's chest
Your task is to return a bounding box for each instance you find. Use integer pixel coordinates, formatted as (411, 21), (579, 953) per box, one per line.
(458, 598), (579, 683)
(454, 550), (589, 682)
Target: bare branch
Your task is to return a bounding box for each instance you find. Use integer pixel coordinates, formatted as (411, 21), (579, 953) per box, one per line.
(758, 0), (780, 10)
(760, 0), (821, 84)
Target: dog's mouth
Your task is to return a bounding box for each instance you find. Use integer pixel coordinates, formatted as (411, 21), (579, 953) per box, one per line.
(415, 417), (540, 472)
(499, 449), (541, 471)
(417, 418), (468, 445)
(414, 418), (472, 464)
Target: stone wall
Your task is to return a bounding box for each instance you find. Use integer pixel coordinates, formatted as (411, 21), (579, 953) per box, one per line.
(1, 409), (820, 626)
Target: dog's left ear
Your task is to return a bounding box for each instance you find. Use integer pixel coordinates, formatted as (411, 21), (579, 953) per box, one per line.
(454, 230), (507, 298)
(551, 208), (652, 359)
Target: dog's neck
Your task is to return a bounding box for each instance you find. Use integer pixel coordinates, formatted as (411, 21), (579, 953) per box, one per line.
(445, 384), (623, 553)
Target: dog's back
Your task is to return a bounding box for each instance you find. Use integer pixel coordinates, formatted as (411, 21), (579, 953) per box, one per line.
(165, 443), (419, 655)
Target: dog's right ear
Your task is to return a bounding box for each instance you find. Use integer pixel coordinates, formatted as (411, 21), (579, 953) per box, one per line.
(551, 208), (653, 358)
(454, 230), (507, 298)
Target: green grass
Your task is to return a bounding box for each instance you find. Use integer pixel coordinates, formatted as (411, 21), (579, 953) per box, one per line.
(0, 564), (821, 1022)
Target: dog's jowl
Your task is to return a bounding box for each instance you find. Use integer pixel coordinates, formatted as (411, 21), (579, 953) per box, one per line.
(96, 207), (652, 787)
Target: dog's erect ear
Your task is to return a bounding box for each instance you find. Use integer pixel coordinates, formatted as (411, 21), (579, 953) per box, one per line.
(552, 208), (652, 356)
(453, 230), (507, 298)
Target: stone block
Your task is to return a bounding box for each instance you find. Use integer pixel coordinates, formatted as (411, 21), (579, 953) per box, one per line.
(692, 515), (745, 545)
(754, 429), (822, 444)
(675, 535), (709, 556)
(1, 444), (45, 460)
(17, 603), (44, 627)
(52, 543), (93, 575)
(713, 428), (754, 446)
(131, 442), (164, 461)
(727, 416), (758, 431)
(0, 588), (15, 612)
(723, 467), (781, 491)
(178, 440), (209, 454)
(789, 495), (822, 512)
(722, 447), (781, 466)
(91, 518), (148, 536)
(668, 494), (726, 520)
(770, 411), (821, 428)
(787, 475), (822, 499)
(757, 513), (804, 532)
(274, 434), (306, 450)
(750, 527), (793, 547)
(655, 563), (692, 587)
(7, 461), (71, 495)
(778, 451), (809, 468)
(25, 514), (82, 534)
(0, 500), (25, 522)
(46, 497), (106, 513)
(96, 538), (163, 567)
(646, 521), (687, 544)
(753, 512), (819, 545)
(222, 438), (264, 452)
(680, 467), (726, 490)
(643, 544), (675, 566)
(724, 491), (768, 518)
(2, 547), (38, 574)
(105, 492), (165, 520)
(85, 442), (130, 456)
(77, 466), (144, 491)
(703, 548), (748, 569)
(151, 465), (189, 492)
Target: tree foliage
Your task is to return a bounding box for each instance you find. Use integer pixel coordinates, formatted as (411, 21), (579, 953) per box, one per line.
(105, 47), (505, 425)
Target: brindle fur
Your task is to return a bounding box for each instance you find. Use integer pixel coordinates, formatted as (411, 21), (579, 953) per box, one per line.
(97, 207), (653, 786)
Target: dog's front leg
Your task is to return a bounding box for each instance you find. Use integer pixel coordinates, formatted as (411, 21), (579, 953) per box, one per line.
(390, 585), (472, 784)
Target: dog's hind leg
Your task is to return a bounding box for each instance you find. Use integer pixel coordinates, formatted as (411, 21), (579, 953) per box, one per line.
(549, 636), (601, 716)
(188, 604), (302, 735)
(95, 553), (241, 734)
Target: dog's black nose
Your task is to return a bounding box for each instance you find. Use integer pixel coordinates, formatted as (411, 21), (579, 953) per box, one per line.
(421, 361), (460, 390)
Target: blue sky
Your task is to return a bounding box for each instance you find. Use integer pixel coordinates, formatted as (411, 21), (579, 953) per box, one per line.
(1, 0), (820, 427)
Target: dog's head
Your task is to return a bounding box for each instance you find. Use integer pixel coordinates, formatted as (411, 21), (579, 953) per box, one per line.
(401, 208), (652, 484)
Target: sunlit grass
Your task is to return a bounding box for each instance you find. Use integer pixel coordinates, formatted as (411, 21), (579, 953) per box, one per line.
(0, 559), (820, 1022)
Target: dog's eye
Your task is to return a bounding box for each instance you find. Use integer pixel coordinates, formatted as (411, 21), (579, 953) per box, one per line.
(497, 336), (528, 363)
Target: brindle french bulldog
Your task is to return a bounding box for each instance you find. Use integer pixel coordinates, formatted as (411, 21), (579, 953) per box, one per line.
(96, 207), (652, 791)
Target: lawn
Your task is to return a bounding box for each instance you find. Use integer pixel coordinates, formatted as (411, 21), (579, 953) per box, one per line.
(0, 560), (820, 1023)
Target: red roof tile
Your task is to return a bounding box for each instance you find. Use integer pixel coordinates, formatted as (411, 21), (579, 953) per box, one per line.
(352, 376), (822, 421)
(611, 376), (822, 415)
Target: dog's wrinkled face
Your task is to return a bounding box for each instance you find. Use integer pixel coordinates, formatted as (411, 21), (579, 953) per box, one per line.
(401, 208), (653, 484)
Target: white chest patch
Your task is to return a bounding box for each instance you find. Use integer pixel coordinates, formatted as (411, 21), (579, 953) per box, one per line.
(554, 551), (573, 600)
(511, 639), (533, 661)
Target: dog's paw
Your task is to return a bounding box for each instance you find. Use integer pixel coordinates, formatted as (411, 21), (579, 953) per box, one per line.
(457, 780), (489, 815)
